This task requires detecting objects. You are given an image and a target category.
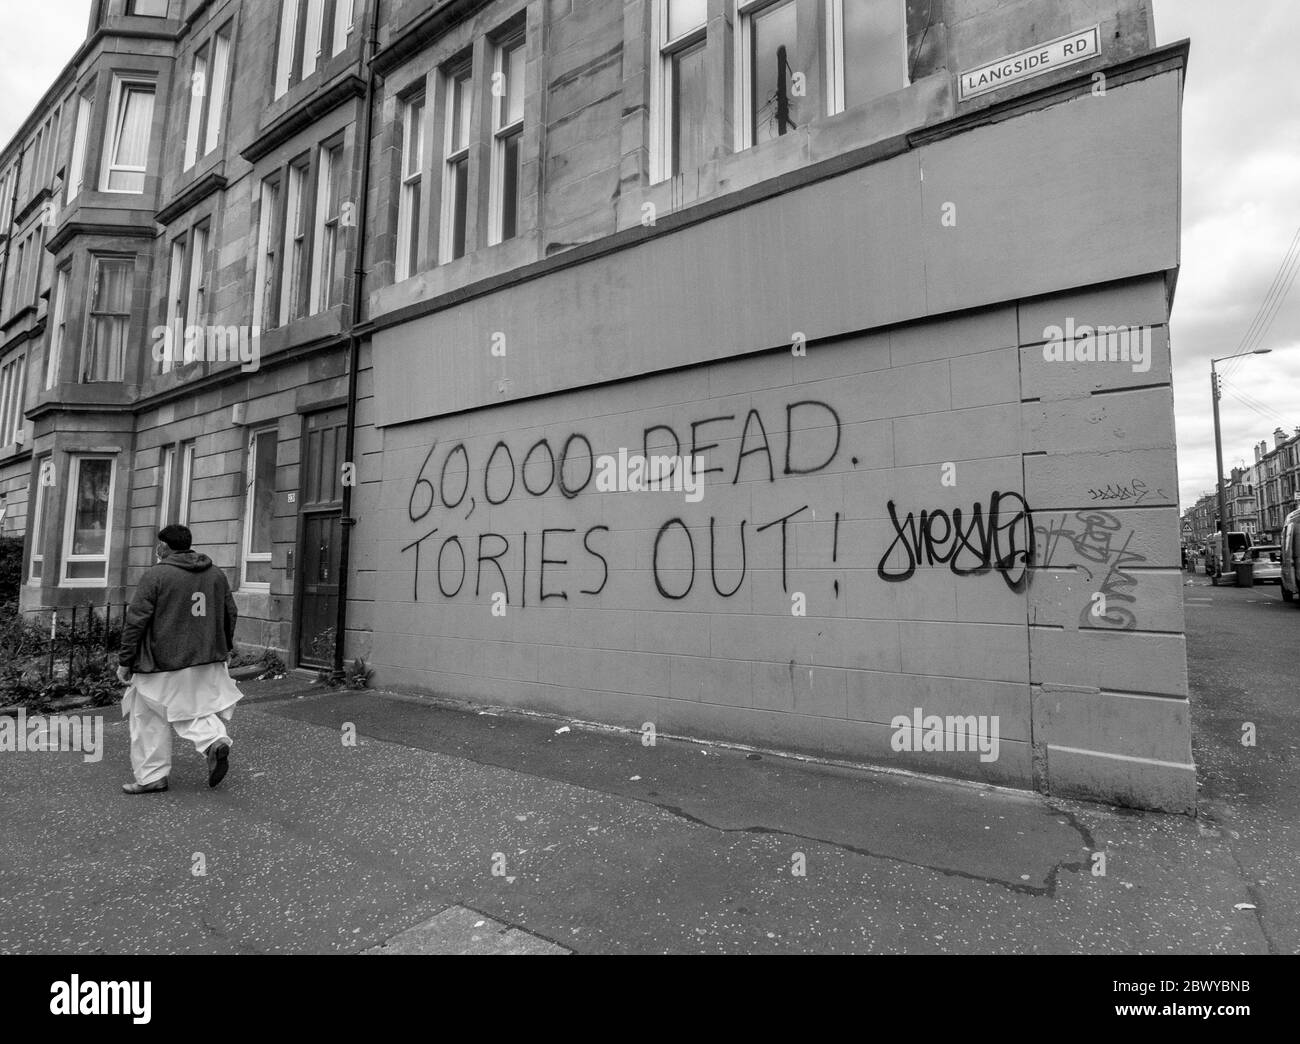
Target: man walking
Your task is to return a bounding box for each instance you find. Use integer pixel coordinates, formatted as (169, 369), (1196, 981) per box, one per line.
(117, 524), (243, 794)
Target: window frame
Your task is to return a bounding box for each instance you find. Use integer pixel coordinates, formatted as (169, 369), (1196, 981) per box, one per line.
(184, 24), (233, 171)
(185, 221), (210, 332)
(205, 27), (232, 156)
(100, 75), (156, 194)
(183, 44), (209, 170)
(9, 240), (26, 318)
(241, 427), (278, 589)
(157, 443), (176, 529)
(281, 155), (312, 322)
(734, 0), (804, 152)
(28, 460), (49, 583)
(177, 441), (195, 527)
(395, 91), (426, 281)
(651, 0), (709, 184)
(489, 30), (525, 246)
(0, 352), (25, 446)
(440, 58), (473, 264)
(67, 90), (93, 203)
(0, 165), (14, 228)
(252, 174), (284, 331)
(46, 265), (69, 388)
(824, 0), (908, 117)
(310, 138), (346, 311)
(328, 0), (355, 57)
(273, 0), (299, 97)
(60, 454), (116, 588)
(82, 254), (134, 384)
(275, 0), (349, 99)
(301, 0), (326, 82)
(162, 233), (187, 373)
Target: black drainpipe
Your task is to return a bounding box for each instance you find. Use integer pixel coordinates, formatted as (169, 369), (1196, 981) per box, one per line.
(332, 0), (382, 682)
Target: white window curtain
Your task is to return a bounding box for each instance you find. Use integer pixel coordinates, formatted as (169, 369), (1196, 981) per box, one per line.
(106, 83), (154, 191)
(85, 258), (132, 382)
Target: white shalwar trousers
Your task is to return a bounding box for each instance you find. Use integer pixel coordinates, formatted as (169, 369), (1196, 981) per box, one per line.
(122, 673), (239, 785)
(126, 693), (232, 785)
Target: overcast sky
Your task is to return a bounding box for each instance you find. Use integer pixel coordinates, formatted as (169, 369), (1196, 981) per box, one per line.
(0, 0), (1296, 516)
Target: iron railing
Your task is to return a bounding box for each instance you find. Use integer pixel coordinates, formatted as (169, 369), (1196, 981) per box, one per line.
(17, 602), (128, 689)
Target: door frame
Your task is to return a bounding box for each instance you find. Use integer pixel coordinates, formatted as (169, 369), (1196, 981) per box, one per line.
(290, 505), (343, 670)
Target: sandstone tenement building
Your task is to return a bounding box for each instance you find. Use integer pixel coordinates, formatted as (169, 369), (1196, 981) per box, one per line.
(0, 0), (1192, 809)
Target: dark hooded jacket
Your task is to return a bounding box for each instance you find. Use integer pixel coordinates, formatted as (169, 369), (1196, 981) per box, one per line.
(119, 550), (238, 674)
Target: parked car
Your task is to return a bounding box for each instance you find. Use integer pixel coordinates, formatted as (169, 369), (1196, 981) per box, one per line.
(1282, 509), (1300, 604)
(1246, 544), (1282, 583)
(1207, 530), (1252, 585)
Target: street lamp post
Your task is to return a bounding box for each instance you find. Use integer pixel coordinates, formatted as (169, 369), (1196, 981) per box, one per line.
(1210, 348), (1272, 581)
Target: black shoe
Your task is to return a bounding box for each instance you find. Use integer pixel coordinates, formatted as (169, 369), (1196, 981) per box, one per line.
(122, 778), (168, 795)
(207, 740), (231, 788)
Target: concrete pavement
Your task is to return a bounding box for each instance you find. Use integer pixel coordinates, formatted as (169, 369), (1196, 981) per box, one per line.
(0, 577), (1293, 953)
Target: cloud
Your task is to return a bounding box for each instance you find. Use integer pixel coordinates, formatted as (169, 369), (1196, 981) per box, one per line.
(1153, 0), (1300, 512)
(0, 2), (89, 151)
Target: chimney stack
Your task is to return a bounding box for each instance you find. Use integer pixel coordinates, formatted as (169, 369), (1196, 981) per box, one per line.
(1275, 428), (1287, 449)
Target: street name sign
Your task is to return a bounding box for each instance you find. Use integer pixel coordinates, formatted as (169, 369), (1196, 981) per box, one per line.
(959, 26), (1101, 101)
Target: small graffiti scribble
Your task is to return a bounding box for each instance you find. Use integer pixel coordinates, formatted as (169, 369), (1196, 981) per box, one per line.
(1036, 510), (1146, 630)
